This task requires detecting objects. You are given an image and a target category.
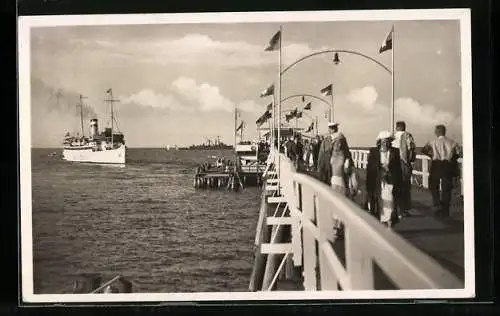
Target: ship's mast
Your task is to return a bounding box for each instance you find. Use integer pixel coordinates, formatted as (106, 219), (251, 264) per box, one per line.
(79, 94), (87, 137)
(105, 88), (120, 145)
(234, 104), (238, 147)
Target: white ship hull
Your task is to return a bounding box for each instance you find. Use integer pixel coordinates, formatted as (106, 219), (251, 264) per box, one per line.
(62, 144), (126, 164)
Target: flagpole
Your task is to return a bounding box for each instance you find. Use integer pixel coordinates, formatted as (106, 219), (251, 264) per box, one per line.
(295, 115), (297, 136)
(277, 25), (282, 176)
(272, 96), (276, 150)
(330, 84), (334, 122)
(234, 104), (237, 147)
(391, 25), (395, 133)
(315, 116), (318, 136)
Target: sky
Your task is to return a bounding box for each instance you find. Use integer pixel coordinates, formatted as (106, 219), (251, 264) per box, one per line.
(29, 18), (464, 148)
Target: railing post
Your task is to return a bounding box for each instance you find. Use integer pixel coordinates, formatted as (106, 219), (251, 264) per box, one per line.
(291, 181), (302, 267)
(345, 226), (374, 290)
(422, 157), (429, 188)
(300, 185), (317, 290)
(316, 197), (339, 290)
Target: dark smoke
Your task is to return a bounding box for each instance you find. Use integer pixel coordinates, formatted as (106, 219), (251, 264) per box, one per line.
(31, 77), (98, 119)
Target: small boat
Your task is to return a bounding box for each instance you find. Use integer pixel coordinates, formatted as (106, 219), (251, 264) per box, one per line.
(72, 273), (132, 294)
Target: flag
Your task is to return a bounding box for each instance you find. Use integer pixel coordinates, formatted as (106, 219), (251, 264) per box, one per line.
(264, 30), (281, 51)
(256, 116), (264, 126)
(301, 96), (305, 102)
(305, 122), (314, 133)
(256, 111), (272, 126)
(266, 103), (273, 111)
(285, 113), (293, 122)
(296, 111), (303, 118)
(379, 26), (393, 54)
(106, 88), (112, 93)
(320, 84), (332, 97)
(303, 102), (311, 110)
(236, 121), (244, 132)
(260, 84), (274, 98)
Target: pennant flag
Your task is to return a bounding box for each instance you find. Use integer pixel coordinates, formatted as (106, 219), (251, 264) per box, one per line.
(296, 111), (303, 118)
(320, 84), (332, 97)
(256, 116), (265, 126)
(305, 122), (314, 133)
(301, 96), (305, 102)
(266, 103), (273, 111)
(106, 88), (112, 93)
(256, 111), (272, 126)
(236, 121), (244, 132)
(260, 84), (274, 98)
(264, 30), (281, 51)
(285, 113), (293, 122)
(303, 102), (311, 110)
(379, 26), (393, 54)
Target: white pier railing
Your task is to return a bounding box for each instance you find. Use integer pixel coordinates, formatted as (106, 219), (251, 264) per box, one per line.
(350, 149), (463, 195)
(253, 151), (463, 291)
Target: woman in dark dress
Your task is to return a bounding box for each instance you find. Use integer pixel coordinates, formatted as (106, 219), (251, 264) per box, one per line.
(365, 131), (403, 229)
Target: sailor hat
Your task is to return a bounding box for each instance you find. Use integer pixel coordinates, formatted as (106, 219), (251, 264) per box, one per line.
(327, 122), (339, 128)
(376, 130), (394, 140)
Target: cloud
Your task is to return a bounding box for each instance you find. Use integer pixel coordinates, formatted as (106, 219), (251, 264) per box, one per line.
(120, 89), (191, 112)
(120, 77), (261, 114)
(343, 85), (460, 130)
(395, 97), (458, 127)
(172, 77), (234, 112)
(62, 33), (320, 69)
(346, 86), (382, 111)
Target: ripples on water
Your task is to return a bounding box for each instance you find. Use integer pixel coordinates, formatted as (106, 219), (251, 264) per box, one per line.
(31, 148), (260, 294)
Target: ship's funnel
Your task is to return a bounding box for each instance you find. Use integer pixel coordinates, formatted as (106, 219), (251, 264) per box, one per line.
(89, 119), (98, 137)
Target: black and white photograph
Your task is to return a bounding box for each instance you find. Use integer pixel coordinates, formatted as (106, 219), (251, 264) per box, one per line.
(18, 9), (474, 303)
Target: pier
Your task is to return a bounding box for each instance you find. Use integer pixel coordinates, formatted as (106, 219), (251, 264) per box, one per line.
(249, 149), (464, 291)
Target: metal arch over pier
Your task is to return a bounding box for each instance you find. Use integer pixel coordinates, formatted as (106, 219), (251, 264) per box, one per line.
(281, 94), (332, 107)
(280, 49), (392, 76)
(249, 149), (464, 292)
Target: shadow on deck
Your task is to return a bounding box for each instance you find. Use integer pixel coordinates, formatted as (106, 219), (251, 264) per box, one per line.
(276, 167), (465, 290)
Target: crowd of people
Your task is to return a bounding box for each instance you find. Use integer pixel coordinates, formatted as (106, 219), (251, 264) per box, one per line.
(278, 120), (462, 240)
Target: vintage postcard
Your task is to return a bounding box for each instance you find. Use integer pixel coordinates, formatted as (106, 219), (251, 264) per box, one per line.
(18, 9), (474, 303)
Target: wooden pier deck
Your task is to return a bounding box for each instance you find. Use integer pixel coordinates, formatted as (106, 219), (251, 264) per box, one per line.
(273, 167), (465, 291)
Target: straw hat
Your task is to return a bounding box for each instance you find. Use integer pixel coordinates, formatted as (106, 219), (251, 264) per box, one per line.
(327, 122), (339, 128)
(376, 130), (394, 140)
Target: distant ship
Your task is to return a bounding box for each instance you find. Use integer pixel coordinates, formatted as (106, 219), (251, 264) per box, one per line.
(62, 89), (126, 164)
(165, 145), (178, 151)
(178, 136), (234, 150)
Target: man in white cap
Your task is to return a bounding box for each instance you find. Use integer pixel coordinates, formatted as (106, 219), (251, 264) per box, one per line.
(318, 122), (340, 185)
(318, 121), (354, 242)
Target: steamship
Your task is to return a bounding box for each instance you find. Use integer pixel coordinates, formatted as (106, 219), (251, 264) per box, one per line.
(62, 89), (126, 164)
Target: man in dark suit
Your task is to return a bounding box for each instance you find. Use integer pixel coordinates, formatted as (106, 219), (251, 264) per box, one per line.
(294, 135), (304, 170)
(312, 135), (321, 171)
(365, 131), (403, 228)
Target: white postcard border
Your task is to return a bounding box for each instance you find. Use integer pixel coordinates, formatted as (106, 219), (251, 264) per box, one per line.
(18, 8), (475, 303)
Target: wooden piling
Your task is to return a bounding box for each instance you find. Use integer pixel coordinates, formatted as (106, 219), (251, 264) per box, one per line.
(249, 195), (272, 291)
(261, 204), (287, 291)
